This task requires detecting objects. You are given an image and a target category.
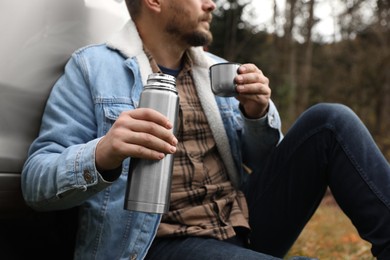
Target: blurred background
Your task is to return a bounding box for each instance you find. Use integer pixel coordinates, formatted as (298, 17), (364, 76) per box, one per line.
(206, 1), (388, 258)
(0, 0), (387, 258)
(208, 0), (390, 162)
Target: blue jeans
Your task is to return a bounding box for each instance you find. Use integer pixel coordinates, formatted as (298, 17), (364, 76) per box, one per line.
(146, 103), (390, 259)
(145, 236), (282, 259)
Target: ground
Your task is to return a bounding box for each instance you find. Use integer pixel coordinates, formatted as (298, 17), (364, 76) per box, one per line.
(286, 192), (374, 260)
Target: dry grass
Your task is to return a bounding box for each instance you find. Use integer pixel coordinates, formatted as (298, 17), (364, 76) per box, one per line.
(286, 194), (374, 260)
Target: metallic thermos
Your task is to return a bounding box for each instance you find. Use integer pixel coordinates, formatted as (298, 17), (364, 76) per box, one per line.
(124, 73), (179, 214)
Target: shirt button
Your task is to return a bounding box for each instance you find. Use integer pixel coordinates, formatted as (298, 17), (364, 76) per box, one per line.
(83, 170), (93, 184)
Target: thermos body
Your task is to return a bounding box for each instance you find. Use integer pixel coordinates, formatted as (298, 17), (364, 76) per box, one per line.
(124, 73), (179, 214)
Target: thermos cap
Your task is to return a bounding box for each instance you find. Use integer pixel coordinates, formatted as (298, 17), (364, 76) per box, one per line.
(145, 73), (177, 93)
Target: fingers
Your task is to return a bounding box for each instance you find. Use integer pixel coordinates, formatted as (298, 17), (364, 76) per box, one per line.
(114, 108), (177, 155)
(95, 108), (178, 171)
(117, 109), (177, 147)
(129, 108), (174, 130)
(235, 64), (270, 96)
(234, 64), (271, 119)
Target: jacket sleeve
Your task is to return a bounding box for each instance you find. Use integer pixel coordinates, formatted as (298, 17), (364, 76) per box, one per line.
(21, 52), (114, 211)
(240, 100), (283, 173)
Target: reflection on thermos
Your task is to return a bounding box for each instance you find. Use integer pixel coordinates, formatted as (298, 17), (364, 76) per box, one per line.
(124, 73), (179, 214)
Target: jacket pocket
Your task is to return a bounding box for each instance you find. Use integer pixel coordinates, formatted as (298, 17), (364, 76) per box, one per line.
(104, 103), (134, 120)
(101, 102), (134, 134)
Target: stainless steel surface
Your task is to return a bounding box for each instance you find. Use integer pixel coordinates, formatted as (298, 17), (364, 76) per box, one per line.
(209, 62), (241, 97)
(125, 73), (179, 214)
(0, 0), (127, 213)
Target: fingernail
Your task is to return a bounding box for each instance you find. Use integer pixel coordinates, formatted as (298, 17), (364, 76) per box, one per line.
(170, 146), (177, 153)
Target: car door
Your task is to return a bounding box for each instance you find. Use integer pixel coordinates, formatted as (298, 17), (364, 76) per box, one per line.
(0, 0), (127, 258)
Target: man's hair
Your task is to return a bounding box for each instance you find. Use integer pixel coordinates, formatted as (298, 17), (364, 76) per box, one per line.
(125, 0), (141, 20)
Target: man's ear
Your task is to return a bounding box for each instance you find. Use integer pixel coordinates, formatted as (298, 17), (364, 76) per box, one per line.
(143, 0), (162, 13)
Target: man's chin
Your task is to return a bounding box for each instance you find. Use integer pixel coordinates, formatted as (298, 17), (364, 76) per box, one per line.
(186, 32), (213, 47)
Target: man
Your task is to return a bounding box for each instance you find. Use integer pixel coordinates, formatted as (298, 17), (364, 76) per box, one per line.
(22, 0), (390, 259)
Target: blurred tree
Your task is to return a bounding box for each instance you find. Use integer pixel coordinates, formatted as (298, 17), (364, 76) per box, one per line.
(210, 0), (256, 61)
(209, 0), (390, 159)
(373, 0), (390, 134)
(283, 0), (299, 120)
(297, 0), (317, 114)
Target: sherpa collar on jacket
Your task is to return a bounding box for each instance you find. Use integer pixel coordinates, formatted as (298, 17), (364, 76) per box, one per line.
(106, 19), (240, 187)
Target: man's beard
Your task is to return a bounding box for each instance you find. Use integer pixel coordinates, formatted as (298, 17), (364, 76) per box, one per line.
(165, 11), (213, 47)
(184, 30), (213, 47)
(166, 24), (213, 47)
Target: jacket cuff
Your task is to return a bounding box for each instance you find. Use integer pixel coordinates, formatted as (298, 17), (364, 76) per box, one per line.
(74, 138), (114, 191)
(239, 100), (281, 130)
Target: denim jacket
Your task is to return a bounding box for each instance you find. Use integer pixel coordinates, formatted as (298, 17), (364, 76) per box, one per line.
(21, 20), (282, 260)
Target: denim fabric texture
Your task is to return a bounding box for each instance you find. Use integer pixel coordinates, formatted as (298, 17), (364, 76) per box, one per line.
(242, 104), (390, 258)
(21, 20), (390, 259)
(146, 104), (390, 259)
(21, 21), (282, 260)
(146, 236), (317, 260)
